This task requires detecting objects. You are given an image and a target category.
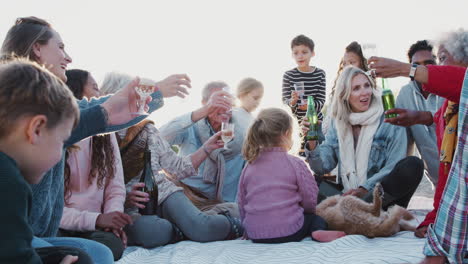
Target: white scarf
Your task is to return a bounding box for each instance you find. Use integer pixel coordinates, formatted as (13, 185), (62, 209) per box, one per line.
(335, 93), (383, 191)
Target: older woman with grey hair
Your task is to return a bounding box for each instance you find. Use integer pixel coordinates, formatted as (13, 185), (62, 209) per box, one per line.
(99, 72), (243, 248)
(302, 66), (424, 209)
(368, 29), (468, 264)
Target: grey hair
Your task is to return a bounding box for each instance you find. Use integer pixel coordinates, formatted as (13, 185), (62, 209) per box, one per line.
(100, 71), (133, 95)
(437, 28), (468, 66)
(331, 66), (377, 121)
(202, 81), (228, 102)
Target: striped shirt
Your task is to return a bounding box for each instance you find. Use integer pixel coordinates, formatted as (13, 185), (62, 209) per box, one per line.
(282, 67), (326, 121)
(423, 66), (468, 264)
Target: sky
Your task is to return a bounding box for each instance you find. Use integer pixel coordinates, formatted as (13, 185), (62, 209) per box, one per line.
(2, 0), (468, 126)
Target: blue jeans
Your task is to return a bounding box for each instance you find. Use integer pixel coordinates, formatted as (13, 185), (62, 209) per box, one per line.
(32, 236), (114, 264)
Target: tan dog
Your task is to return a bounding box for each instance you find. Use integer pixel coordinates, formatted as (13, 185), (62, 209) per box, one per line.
(315, 183), (416, 238)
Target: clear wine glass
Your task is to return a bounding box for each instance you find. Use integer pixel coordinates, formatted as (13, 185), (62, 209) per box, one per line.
(134, 78), (155, 115)
(293, 82), (305, 106)
(221, 122), (234, 150)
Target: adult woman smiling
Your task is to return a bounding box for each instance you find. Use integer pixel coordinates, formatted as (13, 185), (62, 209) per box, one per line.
(303, 66), (423, 208)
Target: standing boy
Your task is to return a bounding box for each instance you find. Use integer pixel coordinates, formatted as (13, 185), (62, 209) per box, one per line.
(282, 34), (326, 154)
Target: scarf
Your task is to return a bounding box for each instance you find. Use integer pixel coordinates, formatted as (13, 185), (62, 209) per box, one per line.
(195, 115), (245, 201)
(440, 101), (459, 174)
(116, 120), (154, 184)
(335, 93), (383, 191)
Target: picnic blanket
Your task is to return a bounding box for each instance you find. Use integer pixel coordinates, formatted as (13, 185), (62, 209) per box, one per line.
(116, 210), (429, 264)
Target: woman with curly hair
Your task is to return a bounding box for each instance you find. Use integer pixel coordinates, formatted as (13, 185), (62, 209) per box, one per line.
(59, 69), (131, 261)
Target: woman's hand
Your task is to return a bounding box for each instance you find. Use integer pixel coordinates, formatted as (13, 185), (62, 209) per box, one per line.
(368, 56), (411, 78)
(342, 187), (368, 198)
(156, 74), (191, 98)
(414, 225), (428, 238)
(202, 131), (224, 154)
(125, 183), (149, 209)
(59, 255), (78, 264)
(290, 91), (299, 106)
(96, 211), (133, 230)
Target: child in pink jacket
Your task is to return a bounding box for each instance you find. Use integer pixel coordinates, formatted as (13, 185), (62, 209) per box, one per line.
(238, 108), (345, 243)
(59, 69), (132, 261)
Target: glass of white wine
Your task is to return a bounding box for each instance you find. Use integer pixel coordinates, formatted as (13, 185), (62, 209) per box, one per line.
(134, 78), (156, 115)
(221, 122), (234, 150)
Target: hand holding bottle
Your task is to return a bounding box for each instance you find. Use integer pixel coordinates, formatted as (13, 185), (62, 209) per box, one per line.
(125, 182), (150, 209)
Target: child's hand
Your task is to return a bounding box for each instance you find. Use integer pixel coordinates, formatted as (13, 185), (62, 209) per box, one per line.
(111, 228), (128, 248)
(290, 91), (299, 106)
(96, 211), (133, 230)
(298, 104), (308, 111)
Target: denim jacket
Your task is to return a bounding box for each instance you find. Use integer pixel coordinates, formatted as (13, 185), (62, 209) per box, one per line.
(306, 115), (407, 192)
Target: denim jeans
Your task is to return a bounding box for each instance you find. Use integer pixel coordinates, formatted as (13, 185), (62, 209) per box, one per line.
(32, 236), (114, 264)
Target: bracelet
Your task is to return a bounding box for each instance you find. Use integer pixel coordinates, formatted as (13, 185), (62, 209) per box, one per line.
(202, 145), (211, 155)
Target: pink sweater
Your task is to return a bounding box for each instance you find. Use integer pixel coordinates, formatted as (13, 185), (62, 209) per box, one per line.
(237, 147), (318, 239)
(60, 135), (126, 232)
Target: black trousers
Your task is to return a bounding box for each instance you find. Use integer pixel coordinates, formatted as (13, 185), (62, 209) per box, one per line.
(252, 213), (327, 244)
(35, 246), (93, 264)
(318, 156), (424, 210)
(59, 229), (124, 261)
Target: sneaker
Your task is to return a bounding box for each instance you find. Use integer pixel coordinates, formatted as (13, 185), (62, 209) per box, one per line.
(219, 210), (244, 240)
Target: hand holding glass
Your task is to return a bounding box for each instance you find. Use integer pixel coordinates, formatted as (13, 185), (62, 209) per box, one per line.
(293, 82), (305, 106)
(134, 78), (156, 115)
(221, 122), (234, 150)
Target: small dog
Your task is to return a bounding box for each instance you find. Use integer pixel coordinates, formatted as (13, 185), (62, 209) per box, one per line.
(315, 183), (416, 238)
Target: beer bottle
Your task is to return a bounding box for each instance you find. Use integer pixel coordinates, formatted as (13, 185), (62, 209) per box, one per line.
(381, 88), (397, 118)
(138, 149), (158, 215)
(305, 96), (319, 141)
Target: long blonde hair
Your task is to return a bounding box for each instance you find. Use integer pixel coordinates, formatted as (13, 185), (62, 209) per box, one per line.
(243, 108), (293, 163)
(331, 66), (378, 122)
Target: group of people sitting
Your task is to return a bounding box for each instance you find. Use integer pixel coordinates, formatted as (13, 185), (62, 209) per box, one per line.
(0, 16), (466, 264)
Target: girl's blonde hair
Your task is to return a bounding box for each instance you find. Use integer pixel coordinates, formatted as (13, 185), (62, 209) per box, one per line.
(243, 107), (293, 163)
(331, 66), (377, 122)
(236, 77), (264, 98)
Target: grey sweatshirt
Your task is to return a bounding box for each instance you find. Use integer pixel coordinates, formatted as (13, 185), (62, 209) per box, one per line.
(396, 81), (444, 184)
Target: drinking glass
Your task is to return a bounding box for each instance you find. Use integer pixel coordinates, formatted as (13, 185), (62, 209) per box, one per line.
(134, 78), (156, 115)
(293, 82), (305, 106)
(221, 122), (234, 150)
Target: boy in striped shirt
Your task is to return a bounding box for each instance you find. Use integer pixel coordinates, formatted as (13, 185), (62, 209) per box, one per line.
(282, 34), (326, 154)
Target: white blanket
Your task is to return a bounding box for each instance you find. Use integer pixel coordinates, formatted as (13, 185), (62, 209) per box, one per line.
(116, 231), (425, 264)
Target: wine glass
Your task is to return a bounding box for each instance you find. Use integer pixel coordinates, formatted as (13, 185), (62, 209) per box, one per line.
(221, 122), (234, 150)
(293, 82), (305, 106)
(222, 86), (233, 114)
(134, 78), (156, 115)
(362, 43), (378, 77)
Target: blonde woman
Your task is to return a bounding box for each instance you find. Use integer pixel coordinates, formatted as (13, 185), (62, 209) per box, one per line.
(303, 66), (423, 209)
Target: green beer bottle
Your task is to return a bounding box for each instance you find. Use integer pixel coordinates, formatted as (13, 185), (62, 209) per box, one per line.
(381, 88), (397, 118)
(305, 96), (319, 141)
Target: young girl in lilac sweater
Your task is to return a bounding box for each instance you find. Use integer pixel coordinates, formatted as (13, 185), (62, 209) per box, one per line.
(237, 108), (345, 243)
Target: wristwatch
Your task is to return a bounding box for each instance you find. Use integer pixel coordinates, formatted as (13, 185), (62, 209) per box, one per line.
(409, 63), (418, 81)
